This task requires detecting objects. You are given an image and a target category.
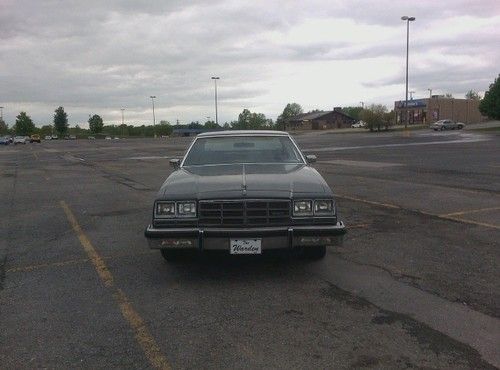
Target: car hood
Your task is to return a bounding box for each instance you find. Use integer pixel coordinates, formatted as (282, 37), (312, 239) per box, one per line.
(157, 163), (332, 200)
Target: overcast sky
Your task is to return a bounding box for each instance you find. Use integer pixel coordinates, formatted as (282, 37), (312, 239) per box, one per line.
(1, 0), (499, 127)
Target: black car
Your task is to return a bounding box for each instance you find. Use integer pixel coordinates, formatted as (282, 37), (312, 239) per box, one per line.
(145, 130), (345, 261)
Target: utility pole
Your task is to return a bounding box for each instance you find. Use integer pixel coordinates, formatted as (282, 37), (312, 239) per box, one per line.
(211, 77), (220, 125)
(150, 96), (156, 138)
(401, 16), (416, 129)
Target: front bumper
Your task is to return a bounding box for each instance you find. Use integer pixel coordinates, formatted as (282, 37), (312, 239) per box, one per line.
(144, 222), (346, 250)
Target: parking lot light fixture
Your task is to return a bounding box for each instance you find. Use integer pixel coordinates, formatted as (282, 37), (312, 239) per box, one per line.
(401, 16), (416, 129)
(150, 96), (156, 138)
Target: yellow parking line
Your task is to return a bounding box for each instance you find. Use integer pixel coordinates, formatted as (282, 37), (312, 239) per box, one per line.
(6, 251), (155, 274)
(336, 194), (401, 209)
(337, 194), (500, 230)
(439, 215), (500, 230)
(60, 201), (171, 370)
(7, 258), (88, 273)
(440, 206), (500, 217)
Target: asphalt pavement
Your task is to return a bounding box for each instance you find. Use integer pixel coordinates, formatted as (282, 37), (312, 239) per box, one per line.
(0, 129), (499, 369)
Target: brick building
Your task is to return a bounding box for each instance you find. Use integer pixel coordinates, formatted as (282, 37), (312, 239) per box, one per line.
(286, 108), (357, 130)
(394, 96), (486, 125)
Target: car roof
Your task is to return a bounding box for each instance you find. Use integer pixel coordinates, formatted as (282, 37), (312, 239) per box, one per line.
(196, 130), (289, 138)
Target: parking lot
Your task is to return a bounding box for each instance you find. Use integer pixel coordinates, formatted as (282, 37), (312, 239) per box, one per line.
(1, 129), (499, 369)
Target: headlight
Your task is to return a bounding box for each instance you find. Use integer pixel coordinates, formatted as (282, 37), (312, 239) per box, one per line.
(155, 201), (175, 218)
(177, 201), (197, 217)
(293, 200), (313, 216)
(314, 200), (334, 215)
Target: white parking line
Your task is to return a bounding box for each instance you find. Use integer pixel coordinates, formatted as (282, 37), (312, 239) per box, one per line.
(304, 136), (489, 152)
(318, 160), (403, 168)
(122, 155), (171, 160)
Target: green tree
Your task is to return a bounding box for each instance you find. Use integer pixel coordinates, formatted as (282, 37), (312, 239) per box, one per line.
(157, 121), (173, 136)
(204, 120), (219, 129)
(232, 109), (272, 130)
(341, 106), (363, 120)
(465, 90), (481, 100)
(88, 114), (104, 134)
(14, 112), (36, 135)
(479, 74), (500, 119)
(0, 118), (8, 135)
(360, 104), (388, 132)
(40, 125), (53, 137)
(188, 121), (203, 129)
(53, 106), (68, 135)
(277, 103), (303, 130)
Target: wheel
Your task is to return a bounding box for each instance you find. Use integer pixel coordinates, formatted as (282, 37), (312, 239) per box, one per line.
(458, 125), (463, 130)
(301, 246), (326, 260)
(160, 249), (191, 261)
(440, 126), (445, 131)
(434, 128), (438, 131)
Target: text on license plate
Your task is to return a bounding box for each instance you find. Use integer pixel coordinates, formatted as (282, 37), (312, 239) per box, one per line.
(230, 239), (262, 254)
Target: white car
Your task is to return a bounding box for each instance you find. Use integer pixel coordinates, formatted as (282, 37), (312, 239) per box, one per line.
(45, 135), (52, 140)
(430, 119), (465, 131)
(105, 136), (112, 140)
(351, 121), (367, 128)
(14, 136), (27, 145)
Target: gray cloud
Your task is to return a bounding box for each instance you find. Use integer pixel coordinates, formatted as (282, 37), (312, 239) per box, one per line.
(1, 0), (499, 125)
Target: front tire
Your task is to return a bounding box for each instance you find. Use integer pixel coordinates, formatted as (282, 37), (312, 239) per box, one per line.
(301, 246), (326, 260)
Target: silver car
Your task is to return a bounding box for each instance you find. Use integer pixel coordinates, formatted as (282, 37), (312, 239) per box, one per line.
(430, 119), (465, 131)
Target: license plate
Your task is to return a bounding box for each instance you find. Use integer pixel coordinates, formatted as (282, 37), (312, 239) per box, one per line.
(230, 239), (262, 254)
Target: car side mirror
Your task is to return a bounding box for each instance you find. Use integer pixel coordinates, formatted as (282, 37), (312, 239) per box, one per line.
(169, 158), (180, 169)
(305, 154), (317, 163)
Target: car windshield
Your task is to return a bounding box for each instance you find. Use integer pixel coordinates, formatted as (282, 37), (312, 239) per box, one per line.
(183, 136), (304, 166)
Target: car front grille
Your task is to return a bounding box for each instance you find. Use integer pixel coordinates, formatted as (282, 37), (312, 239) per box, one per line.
(199, 199), (291, 227)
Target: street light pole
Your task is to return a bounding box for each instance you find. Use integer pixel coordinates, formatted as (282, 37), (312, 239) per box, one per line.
(211, 77), (220, 125)
(401, 16), (415, 129)
(150, 96), (156, 138)
(120, 108), (125, 137)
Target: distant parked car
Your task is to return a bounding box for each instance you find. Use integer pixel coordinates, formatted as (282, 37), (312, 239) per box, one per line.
(0, 136), (10, 145)
(88, 136), (96, 140)
(351, 121), (367, 128)
(105, 136), (112, 140)
(113, 137), (120, 140)
(69, 135), (77, 140)
(430, 119), (465, 131)
(14, 136), (27, 145)
(45, 135), (52, 140)
(51, 135), (58, 140)
(30, 134), (41, 143)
